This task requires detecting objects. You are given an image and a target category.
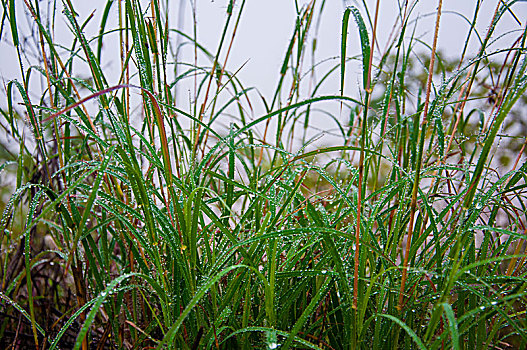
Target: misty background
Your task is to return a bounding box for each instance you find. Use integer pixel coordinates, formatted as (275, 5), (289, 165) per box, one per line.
(2, 1), (526, 98)
(0, 0), (526, 157)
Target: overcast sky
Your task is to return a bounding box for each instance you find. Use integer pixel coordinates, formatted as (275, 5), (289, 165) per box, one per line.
(165, 0), (527, 98)
(1, 1), (526, 97)
(1, 0), (526, 146)
(0, 0), (526, 163)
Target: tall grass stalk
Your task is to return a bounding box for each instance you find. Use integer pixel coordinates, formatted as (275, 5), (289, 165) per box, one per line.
(398, 0), (443, 312)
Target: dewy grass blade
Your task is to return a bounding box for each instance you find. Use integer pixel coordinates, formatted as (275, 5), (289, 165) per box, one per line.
(440, 303), (460, 350)
(223, 327), (323, 350)
(377, 314), (427, 350)
(156, 265), (249, 349)
(341, 8), (351, 97)
(399, 0), (443, 312)
(0, 291), (46, 341)
(73, 273), (146, 350)
(7, 0), (19, 47)
(350, 7), (371, 92)
(282, 277), (331, 350)
(24, 190), (44, 347)
(63, 0), (109, 95)
(97, 1), (115, 62)
(342, 6), (373, 320)
(463, 65), (527, 209)
(66, 146), (115, 270)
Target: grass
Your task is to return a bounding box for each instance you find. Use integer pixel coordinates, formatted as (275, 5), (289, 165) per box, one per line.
(0, 0), (526, 348)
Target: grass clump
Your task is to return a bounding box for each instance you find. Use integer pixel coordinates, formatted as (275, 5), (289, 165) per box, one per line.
(0, 0), (526, 348)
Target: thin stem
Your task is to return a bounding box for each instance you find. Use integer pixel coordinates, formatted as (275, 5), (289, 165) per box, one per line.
(398, 0), (443, 311)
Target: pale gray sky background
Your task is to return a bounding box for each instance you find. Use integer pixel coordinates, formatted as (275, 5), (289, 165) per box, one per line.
(1, 0), (526, 99)
(1, 0), (526, 147)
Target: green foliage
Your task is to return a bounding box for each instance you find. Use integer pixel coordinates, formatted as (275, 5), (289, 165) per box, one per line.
(0, 0), (526, 348)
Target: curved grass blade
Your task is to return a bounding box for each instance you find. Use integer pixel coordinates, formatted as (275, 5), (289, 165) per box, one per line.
(156, 265), (250, 349)
(282, 276), (332, 349)
(377, 314), (427, 350)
